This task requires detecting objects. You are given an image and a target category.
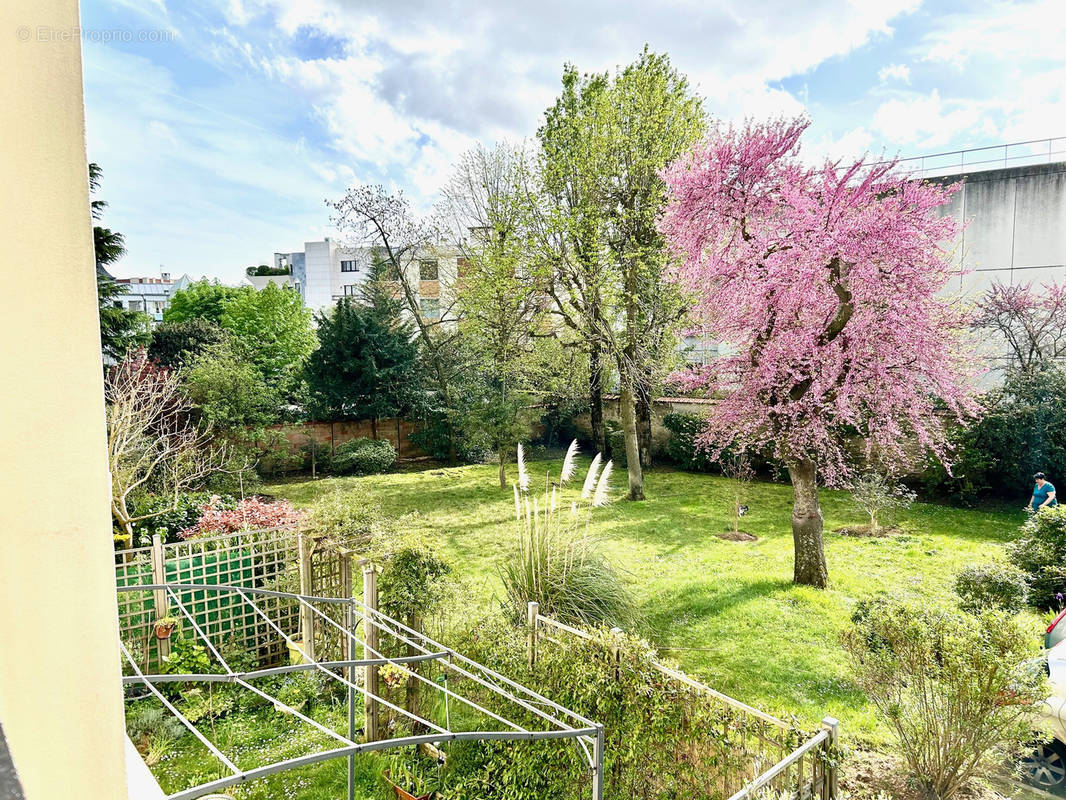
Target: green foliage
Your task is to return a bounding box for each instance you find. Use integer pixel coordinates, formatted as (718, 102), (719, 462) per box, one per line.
(331, 437), (396, 475)
(606, 426), (627, 469)
(954, 563), (1029, 614)
(163, 280), (244, 325)
(246, 264), (290, 276)
(1007, 505), (1066, 608)
(304, 298), (422, 421)
(378, 545), (451, 623)
(125, 703), (187, 746)
(309, 491), (399, 550)
(924, 365), (1066, 503)
(842, 598), (1044, 799)
(500, 459), (638, 629)
(148, 319), (227, 369)
(162, 635), (213, 676)
(220, 282), (315, 392)
(849, 472), (916, 531)
(97, 272), (150, 360)
(663, 412), (717, 471)
(183, 340), (282, 431)
(450, 616), (752, 800)
(127, 492), (236, 545)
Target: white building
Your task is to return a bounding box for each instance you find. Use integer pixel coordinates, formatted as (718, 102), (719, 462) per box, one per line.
(107, 271), (194, 325)
(277, 238), (460, 324)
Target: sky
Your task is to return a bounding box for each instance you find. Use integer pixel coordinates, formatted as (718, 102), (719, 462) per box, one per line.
(79, 0), (1066, 282)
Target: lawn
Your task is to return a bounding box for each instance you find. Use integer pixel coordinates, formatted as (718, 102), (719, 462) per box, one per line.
(264, 454), (1032, 747)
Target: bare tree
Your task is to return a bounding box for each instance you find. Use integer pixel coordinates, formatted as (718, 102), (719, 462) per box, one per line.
(106, 350), (224, 546)
(330, 186), (465, 462)
(974, 280), (1066, 373)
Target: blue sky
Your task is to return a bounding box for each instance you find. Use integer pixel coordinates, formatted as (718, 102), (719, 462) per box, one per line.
(79, 0), (1066, 282)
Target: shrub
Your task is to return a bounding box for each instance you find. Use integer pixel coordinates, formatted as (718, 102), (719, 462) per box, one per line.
(181, 496), (303, 538)
(128, 492), (236, 546)
(377, 544), (451, 623)
(309, 491), (398, 549)
(606, 427), (627, 468)
(500, 449), (637, 629)
(842, 598), (1044, 800)
(1007, 505), (1066, 608)
(663, 412), (717, 471)
(922, 365), (1066, 504)
(445, 615), (750, 800)
(954, 563), (1029, 614)
(848, 472), (916, 532)
(331, 437), (396, 475)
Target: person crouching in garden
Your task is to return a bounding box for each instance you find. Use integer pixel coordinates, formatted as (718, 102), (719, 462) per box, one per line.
(1029, 472), (1058, 512)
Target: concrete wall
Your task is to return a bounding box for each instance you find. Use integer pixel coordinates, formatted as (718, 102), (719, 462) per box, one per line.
(0, 1), (129, 796)
(935, 162), (1066, 294)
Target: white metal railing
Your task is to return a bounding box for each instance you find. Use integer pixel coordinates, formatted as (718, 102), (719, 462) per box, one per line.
(529, 604), (840, 799)
(872, 136), (1066, 179)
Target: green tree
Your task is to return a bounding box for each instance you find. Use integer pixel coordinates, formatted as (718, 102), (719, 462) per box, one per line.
(183, 340), (282, 431)
(162, 280), (245, 325)
(220, 282), (315, 392)
(442, 143), (547, 487)
(304, 298), (422, 433)
(90, 163), (148, 359)
(536, 49), (704, 499)
(148, 318), (227, 369)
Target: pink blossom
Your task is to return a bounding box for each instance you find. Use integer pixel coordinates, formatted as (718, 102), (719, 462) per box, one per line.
(181, 497), (304, 538)
(660, 116), (979, 485)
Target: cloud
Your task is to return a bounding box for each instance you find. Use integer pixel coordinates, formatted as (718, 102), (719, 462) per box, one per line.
(878, 63), (910, 84)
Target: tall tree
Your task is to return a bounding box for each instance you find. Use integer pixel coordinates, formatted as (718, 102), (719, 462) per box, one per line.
(162, 279), (245, 325)
(304, 298), (422, 432)
(106, 350), (224, 545)
(974, 280), (1066, 374)
(536, 49), (704, 500)
(441, 143), (547, 487)
(331, 186), (464, 462)
(220, 282), (315, 393)
(148, 318), (227, 369)
(90, 162), (148, 359)
(661, 117), (977, 587)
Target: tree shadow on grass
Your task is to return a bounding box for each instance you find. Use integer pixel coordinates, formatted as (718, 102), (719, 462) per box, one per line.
(640, 577), (794, 640)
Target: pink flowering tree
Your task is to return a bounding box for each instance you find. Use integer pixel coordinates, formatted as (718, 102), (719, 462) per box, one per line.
(660, 117), (977, 588)
(974, 280), (1066, 373)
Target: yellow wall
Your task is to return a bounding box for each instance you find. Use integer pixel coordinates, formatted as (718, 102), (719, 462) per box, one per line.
(0, 1), (129, 797)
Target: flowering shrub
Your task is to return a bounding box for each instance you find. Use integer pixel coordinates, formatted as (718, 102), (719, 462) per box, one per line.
(181, 496), (304, 538)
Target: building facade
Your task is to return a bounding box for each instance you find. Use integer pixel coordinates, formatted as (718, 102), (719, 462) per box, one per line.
(277, 238), (460, 325)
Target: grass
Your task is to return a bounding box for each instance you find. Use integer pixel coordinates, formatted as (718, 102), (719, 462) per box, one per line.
(263, 455), (1033, 747)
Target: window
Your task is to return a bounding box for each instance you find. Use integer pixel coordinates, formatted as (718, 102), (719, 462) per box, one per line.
(419, 298), (440, 319)
(340, 259), (358, 272)
(127, 300), (143, 312)
(419, 259), (438, 280)
(343, 285), (357, 296)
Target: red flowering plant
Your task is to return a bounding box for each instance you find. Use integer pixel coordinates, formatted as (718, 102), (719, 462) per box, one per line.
(180, 495), (304, 538)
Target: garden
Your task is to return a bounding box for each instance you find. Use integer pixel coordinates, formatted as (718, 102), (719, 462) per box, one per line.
(97, 46), (1066, 800)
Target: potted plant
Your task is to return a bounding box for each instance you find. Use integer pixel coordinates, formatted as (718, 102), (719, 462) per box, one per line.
(153, 615), (178, 640)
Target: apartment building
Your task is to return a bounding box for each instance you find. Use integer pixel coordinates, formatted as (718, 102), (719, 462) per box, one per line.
(104, 271), (194, 325)
(278, 238), (460, 325)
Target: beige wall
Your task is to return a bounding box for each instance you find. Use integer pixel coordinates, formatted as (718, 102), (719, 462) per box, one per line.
(0, 1), (129, 797)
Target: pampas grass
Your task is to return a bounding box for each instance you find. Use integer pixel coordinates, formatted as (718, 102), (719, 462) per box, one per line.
(500, 443), (634, 629)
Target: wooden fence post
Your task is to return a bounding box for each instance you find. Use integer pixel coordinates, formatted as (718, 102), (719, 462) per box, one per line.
(150, 534), (170, 661)
(527, 602), (539, 669)
(298, 533), (315, 661)
(821, 716), (839, 799)
(363, 562), (380, 742)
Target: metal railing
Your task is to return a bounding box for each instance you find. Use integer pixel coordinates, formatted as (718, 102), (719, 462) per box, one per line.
(873, 136), (1066, 179)
(528, 603), (839, 800)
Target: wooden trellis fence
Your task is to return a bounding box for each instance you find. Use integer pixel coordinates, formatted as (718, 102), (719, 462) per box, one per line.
(114, 527), (359, 673)
(527, 603), (839, 800)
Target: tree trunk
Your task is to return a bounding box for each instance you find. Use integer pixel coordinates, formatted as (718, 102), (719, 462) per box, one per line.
(589, 342), (607, 458)
(371, 416), (378, 439)
(619, 382), (645, 501)
(787, 459), (827, 588)
(498, 450), (507, 489)
(635, 377), (653, 469)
